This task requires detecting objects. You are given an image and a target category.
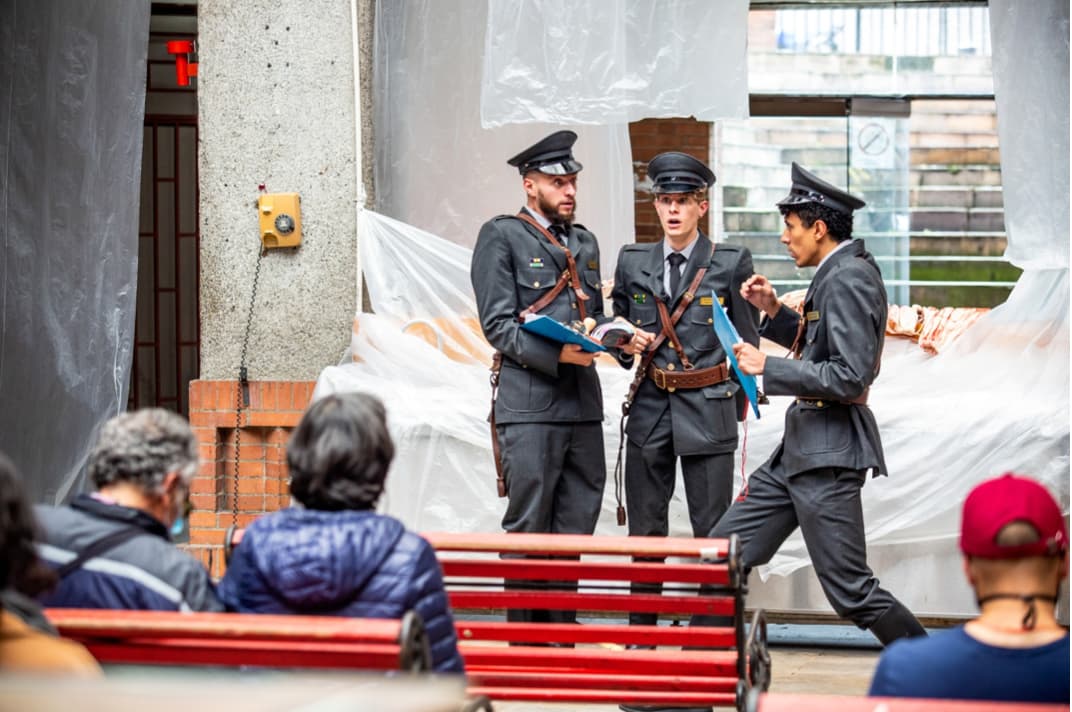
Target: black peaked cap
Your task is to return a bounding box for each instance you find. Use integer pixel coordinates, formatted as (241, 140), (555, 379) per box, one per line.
(777, 162), (866, 214)
(647, 152), (716, 194)
(507, 130), (583, 176)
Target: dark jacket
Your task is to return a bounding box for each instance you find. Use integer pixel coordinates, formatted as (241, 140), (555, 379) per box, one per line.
(612, 235), (760, 454)
(471, 211), (611, 425)
(218, 508), (464, 674)
(761, 239), (888, 476)
(35, 494), (223, 612)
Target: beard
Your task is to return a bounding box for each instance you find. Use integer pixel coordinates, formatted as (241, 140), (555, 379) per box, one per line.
(538, 192), (576, 228)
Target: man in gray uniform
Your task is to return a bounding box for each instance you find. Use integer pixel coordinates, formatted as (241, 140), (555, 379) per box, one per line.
(713, 162), (927, 645)
(611, 152), (758, 632)
(471, 130), (639, 626)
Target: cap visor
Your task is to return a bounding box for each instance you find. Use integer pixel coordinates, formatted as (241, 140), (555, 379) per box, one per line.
(537, 159), (583, 176)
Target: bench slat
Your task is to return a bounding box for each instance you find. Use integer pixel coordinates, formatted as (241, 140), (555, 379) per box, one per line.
(449, 590), (736, 616)
(459, 646), (738, 676)
(441, 558), (731, 585)
(427, 531), (729, 559)
(469, 669), (738, 692)
(456, 621), (736, 647)
(46, 608), (404, 643)
(467, 685), (737, 705)
(81, 641), (405, 669)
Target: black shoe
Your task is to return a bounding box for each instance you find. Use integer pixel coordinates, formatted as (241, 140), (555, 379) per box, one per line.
(624, 643), (656, 651)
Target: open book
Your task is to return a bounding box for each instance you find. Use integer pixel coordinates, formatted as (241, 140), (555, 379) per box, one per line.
(520, 315), (637, 353)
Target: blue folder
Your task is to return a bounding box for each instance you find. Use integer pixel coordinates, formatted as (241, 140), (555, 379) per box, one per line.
(711, 291), (761, 419)
(520, 314), (606, 353)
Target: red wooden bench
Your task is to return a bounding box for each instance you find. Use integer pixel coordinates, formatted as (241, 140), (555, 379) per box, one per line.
(224, 527), (769, 709)
(746, 691), (1068, 712)
(46, 607), (431, 672)
(425, 531), (769, 709)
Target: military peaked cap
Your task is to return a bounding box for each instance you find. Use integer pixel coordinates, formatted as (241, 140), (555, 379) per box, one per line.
(777, 162), (866, 215)
(507, 130), (583, 176)
(647, 152), (716, 194)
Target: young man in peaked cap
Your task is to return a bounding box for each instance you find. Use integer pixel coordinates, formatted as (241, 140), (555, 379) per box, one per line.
(706, 162), (927, 647)
(611, 152), (758, 662)
(870, 473), (1069, 703)
(470, 130), (642, 629)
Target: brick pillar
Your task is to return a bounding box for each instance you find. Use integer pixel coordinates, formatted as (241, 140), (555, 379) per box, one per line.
(185, 379), (316, 578)
(628, 118), (713, 244)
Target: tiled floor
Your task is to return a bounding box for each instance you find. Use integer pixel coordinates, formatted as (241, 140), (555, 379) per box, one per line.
(492, 645), (880, 711)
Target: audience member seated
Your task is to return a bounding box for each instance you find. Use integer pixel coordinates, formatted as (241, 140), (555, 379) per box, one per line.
(869, 473), (1069, 703)
(35, 409), (223, 612)
(0, 452), (100, 675)
(218, 393), (464, 673)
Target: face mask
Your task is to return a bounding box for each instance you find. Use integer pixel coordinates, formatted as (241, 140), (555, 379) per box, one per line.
(169, 514), (188, 539)
(168, 485), (192, 539)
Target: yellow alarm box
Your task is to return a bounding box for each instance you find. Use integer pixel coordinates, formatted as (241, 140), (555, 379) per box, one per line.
(257, 193), (302, 249)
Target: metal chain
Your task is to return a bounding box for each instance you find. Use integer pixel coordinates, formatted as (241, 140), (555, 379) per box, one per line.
(233, 247), (266, 527)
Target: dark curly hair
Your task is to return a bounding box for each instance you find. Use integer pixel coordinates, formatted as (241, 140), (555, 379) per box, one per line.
(287, 393), (395, 511)
(780, 202), (854, 243)
(0, 452), (56, 597)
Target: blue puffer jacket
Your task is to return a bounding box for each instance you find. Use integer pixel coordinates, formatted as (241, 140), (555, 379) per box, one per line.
(218, 508), (464, 673)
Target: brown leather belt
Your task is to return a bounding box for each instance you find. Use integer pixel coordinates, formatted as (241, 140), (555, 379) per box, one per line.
(796, 389), (869, 407)
(647, 362), (729, 392)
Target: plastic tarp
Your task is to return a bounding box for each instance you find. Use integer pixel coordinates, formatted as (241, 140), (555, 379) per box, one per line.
(481, 0), (749, 128)
(373, 0), (634, 273)
(0, 0), (148, 503)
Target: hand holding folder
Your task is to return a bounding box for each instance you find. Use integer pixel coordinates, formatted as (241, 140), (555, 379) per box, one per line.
(710, 291), (762, 419)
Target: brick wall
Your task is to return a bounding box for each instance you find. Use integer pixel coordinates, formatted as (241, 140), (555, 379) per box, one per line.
(184, 379), (315, 578)
(628, 118), (713, 244)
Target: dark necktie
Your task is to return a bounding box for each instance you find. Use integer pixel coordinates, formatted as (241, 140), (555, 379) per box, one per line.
(667, 252), (686, 297)
(550, 223), (569, 247)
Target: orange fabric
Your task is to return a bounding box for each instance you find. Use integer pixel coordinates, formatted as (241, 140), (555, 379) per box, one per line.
(0, 610), (100, 677)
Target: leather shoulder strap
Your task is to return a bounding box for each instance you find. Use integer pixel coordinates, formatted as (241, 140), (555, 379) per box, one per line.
(515, 212), (589, 321)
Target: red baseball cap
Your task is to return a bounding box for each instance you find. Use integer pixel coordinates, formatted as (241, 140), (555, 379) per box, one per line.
(960, 473), (1068, 558)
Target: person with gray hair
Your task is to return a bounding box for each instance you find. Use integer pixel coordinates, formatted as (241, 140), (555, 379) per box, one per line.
(34, 408), (223, 612)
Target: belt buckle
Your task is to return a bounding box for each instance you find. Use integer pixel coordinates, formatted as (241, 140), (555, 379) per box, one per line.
(651, 367), (667, 390)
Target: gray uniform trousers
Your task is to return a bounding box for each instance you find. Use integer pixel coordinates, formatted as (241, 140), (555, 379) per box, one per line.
(499, 421), (605, 626)
(710, 459), (895, 626)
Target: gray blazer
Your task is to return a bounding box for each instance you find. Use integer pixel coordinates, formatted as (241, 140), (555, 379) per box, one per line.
(471, 212), (608, 425)
(611, 235), (760, 455)
(762, 239), (888, 477)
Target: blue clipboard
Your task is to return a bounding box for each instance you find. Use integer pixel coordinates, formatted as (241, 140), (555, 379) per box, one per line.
(520, 314), (606, 353)
(711, 291), (761, 419)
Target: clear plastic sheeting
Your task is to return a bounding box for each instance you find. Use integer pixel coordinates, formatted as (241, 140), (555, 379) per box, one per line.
(0, 0), (148, 503)
(374, 0), (634, 270)
(318, 211), (1068, 616)
(481, 0), (749, 128)
(989, 0), (1069, 270)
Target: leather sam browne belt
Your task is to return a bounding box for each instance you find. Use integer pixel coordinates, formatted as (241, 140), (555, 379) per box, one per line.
(647, 361), (729, 392)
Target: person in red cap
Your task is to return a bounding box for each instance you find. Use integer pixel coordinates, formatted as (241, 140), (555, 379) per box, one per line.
(868, 473), (1069, 703)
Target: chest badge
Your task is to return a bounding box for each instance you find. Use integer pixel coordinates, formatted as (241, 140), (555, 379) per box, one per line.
(528, 257), (545, 269)
(632, 293), (648, 305)
(587, 260), (598, 270)
(699, 295), (714, 306)
(806, 310), (821, 321)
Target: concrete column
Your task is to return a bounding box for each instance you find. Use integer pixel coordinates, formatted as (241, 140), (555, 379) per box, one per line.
(197, 0), (367, 380)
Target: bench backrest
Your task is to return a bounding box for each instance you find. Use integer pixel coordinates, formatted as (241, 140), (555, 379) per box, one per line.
(46, 607), (432, 672)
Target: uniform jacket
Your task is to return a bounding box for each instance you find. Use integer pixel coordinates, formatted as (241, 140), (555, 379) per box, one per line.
(34, 494), (224, 612)
(761, 239), (888, 477)
(218, 508), (464, 674)
(471, 211), (612, 425)
(612, 234), (759, 455)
